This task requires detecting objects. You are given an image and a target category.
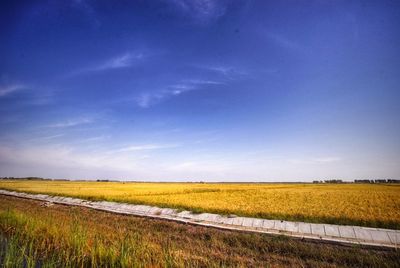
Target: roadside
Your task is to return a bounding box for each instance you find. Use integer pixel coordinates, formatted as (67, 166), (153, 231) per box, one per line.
(1, 189), (398, 249)
(1, 195), (399, 267)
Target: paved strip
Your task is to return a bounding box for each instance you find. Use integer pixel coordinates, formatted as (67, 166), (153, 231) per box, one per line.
(0, 189), (398, 248)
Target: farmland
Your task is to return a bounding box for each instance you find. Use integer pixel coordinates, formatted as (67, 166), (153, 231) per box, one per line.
(1, 195), (399, 267)
(0, 180), (399, 229)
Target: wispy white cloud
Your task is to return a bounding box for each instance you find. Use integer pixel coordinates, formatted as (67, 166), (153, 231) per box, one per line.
(68, 52), (146, 77)
(312, 157), (342, 163)
(167, 0), (227, 24)
(136, 92), (164, 108)
(48, 117), (93, 128)
(289, 156), (342, 164)
(0, 84), (25, 97)
(93, 52), (144, 71)
(70, 0), (102, 27)
(136, 79), (222, 108)
(0, 81), (55, 105)
(78, 136), (109, 143)
(264, 32), (303, 52)
(166, 160), (232, 177)
(202, 66), (233, 75)
(196, 65), (248, 79)
(30, 134), (65, 142)
(181, 79), (225, 85)
(111, 143), (180, 153)
(0, 142), (182, 180)
(0, 144), (136, 173)
(168, 161), (197, 171)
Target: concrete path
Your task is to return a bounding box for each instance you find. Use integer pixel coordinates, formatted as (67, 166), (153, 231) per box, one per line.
(0, 189), (399, 248)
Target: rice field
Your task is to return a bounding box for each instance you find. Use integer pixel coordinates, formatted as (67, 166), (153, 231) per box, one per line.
(0, 180), (399, 229)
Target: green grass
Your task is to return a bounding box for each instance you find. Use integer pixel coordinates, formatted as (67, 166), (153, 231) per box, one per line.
(1, 195), (400, 267)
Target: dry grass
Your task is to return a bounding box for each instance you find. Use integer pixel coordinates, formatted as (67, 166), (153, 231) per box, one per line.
(1, 195), (399, 267)
(0, 180), (399, 229)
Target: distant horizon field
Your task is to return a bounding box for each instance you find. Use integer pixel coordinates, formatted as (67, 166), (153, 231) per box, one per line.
(0, 180), (399, 229)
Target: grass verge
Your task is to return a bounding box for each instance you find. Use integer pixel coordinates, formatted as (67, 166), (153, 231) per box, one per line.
(0, 195), (399, 267)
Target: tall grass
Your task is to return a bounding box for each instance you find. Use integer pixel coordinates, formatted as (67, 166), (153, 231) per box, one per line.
(0, 209), (174, 267)
(1, 196), (400, 267)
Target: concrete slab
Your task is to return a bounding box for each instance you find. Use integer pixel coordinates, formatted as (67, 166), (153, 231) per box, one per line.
(298, 222), (312, 234)
(324, 225), (340, 237)
(354, 227), (373, 241)
(124, 204), (136, 210)
(213, 216), (225, 223)
(213, 215), (223, 223)
(176, 210), (190, 216)
(137, 206), (149, 213)
(114, 206), (129, 212)
(274, 220), (286, 231)
(136, 205), (151, 213)
(387, 232), (400, 244)
(338, 226), (356, 239)
(69, 199), (81, 204)
(206, 214), (220, 222)
(160, 208), (174, 215)
(104, 202), (116, 208)
(119, 204), (132, 211)
(129, 205), (142, 211)
(252, 218), (264, 228)
(221, 217), (234, 225)
(141, 206), (153, 213)
(62, 197), (74, 202)
(311, 224), (325, 236)
(196, 213), (211, 221)
(369, 230), (391, 244)
(285, 222), (299, 233)
(262, 219), (275, 229)
(130, 205), (142, 212)
(232, 217), (245, 226)
(148, 207), (162, 215)
(242, 217), (254, 227)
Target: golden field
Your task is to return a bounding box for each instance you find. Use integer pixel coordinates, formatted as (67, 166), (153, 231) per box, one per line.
(0, 180), (399, 229)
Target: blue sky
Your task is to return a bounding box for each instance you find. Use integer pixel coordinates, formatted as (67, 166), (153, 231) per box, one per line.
(0, 0), (399, 181)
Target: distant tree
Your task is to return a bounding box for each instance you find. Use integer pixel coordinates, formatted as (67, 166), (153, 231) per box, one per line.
(324, 179), (343, 184)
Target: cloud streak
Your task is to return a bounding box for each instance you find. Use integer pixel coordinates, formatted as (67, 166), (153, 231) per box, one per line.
(0, 84), (25, 97)
(264, 32), (304, 52)
(289, 156), (342, 165)
(167, 0), (227, 24)
(72, 0), (100, 27)
(312, 157), (342, 163)
(110, 144), (180, 153)
(94, 52), (144, 71)
(68, 52), (146, 77)
(47, 118), (93, 128)
(136, 79), (223, 108)
(196, 65), (248, 80)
